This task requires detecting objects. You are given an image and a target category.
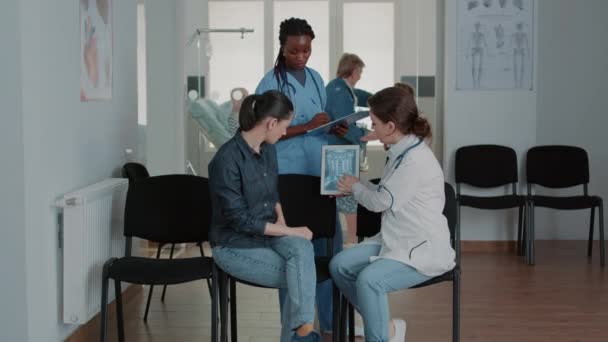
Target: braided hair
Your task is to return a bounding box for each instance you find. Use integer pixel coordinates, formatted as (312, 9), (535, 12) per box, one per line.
(274, 18), (315, 93)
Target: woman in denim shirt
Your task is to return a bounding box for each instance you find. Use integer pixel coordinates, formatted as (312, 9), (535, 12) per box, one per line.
(209, 90), (321, 342)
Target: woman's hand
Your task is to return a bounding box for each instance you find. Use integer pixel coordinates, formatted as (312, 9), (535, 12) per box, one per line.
(360, 130), (378, 142)
(289, 226), (313, 240)
(337, 175), (359, 195)
(305, 112), (330, 130)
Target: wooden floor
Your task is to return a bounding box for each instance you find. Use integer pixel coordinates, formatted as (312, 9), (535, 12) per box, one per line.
(93, 241), (607, 342)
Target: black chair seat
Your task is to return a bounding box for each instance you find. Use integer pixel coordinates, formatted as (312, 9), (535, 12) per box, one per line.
(411, 267), (458, 289)
(530, 195), (601, 210)
(107, 256), (213, 285)
(459, 194), (525, 209)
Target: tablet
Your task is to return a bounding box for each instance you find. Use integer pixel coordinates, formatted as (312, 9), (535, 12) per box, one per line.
(307, 110), (370, 135)
(321, 145), (360, 195)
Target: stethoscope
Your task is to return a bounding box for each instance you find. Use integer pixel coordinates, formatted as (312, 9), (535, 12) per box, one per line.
(376, 138), (423, 214)
(279, 67), (325, 117)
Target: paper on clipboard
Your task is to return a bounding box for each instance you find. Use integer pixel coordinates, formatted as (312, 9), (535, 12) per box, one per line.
(307, 110), (370, 135)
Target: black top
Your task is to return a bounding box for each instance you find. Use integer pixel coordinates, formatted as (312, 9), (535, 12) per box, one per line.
(208, 133), (279, 248)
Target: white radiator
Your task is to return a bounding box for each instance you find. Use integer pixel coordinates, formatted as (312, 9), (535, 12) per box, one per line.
(55, 178), (129, 324)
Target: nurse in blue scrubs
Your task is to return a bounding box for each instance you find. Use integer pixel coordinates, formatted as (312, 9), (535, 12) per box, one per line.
(255, 17), (340, 341)
(325, 53), (372, 147)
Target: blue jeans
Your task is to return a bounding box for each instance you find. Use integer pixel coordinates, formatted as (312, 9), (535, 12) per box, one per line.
(329, 244), (431, 342)
(212, 236), (317, 338)
(279, 216), (343, 340)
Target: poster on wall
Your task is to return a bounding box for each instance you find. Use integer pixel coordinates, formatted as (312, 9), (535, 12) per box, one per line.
(456, 0), (534, 90)
(80, 0), (112, 101)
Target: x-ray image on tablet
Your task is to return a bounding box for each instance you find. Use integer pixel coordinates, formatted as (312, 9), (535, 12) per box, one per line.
(321, 145), (360, 195)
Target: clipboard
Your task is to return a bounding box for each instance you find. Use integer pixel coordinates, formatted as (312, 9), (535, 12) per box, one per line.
(307, 110), (370, 135)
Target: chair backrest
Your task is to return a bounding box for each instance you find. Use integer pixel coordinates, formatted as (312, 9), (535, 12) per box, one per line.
(124, 175), (212, 244)
(356, 181), (459, 252)
(278, 174), (336, 240)
(356, 178), (382, 239)
(122, 162), (150, 183)
(526, 145), (589, 188)
(455, 145), (518, 188)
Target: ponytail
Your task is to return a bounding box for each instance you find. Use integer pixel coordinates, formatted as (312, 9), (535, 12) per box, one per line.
(239, 95), (260, 131)
(239, 91), (294, 132)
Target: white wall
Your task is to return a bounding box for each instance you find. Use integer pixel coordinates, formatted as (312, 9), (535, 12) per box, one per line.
(443, 0), (607, 241)
(534, 0), (608, 239)
(442, 0), (538, 240)
(145, 0), (182, 175)
(12, 0), (138, 340)
(0, 0), (28, 341)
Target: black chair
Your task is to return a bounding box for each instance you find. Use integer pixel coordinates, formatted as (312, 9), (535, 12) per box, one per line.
(525, 146), (604, 266)
(455, 145), (527, 256)
(99, 175), (218, 342)
(341, 182), (461, 342)
(122, 163), (206, 322)
(217, 174), (341, 342)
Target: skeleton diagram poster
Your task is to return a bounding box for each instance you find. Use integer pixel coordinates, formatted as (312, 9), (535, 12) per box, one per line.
(457, 0), (534, 90)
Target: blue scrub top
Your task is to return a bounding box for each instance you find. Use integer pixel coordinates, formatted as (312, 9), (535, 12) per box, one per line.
(256, 67), (328, 176)
(325, 77), (372, 146)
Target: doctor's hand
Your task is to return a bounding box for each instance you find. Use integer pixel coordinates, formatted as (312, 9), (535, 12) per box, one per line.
(305, 112), (331, 130)
(337, 174), (359, 195)
(331, 123), (349, 137)
(289, 226), (313, 241)
(360, 130), (378, 142)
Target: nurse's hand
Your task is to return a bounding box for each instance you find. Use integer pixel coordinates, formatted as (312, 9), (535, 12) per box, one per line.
(289, 226), (313, 240)
(338, 174), (359, 195)
(305, 112), (331, 130)
(331, 123), (349, 137)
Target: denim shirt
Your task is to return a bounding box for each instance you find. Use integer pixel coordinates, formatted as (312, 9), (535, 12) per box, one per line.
(208, 133), (279, 248)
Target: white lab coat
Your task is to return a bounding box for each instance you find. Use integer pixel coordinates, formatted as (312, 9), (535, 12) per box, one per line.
(352, 134), (456, 277)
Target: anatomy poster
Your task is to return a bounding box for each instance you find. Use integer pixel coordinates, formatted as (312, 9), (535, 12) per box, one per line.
(457, 0), (534, 90)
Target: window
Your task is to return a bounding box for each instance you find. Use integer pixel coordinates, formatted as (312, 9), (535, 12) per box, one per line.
(208, 1), (265, 103)
(343, 2), (394, 94)
(273, 1), (330, 82)
(344, 2), (395, 145)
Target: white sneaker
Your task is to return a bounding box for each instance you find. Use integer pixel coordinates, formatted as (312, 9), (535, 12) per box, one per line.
(390, 319), (407, 342)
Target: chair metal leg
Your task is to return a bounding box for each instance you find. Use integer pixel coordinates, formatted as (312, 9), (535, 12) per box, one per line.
(230, 279), (237, 342)
(599, 202), (605, 267)
(161, 243), (176, 302)
(219, 271), (229, 342)
(588, 207), (595, 257)
(453, 270), (461, 342)
(144, 245), (163, 322)
(99, 265), (110, 342)
(517, 205), (524, 256)
(211, 264), (219, 342)
(332, 285), (341, 342)
(201, 243), (213, 297)
(115, 280), (125, 342)
(338, 295), (347, 342)
(527, 202), (536, 265)
(348, 302), (355, 342)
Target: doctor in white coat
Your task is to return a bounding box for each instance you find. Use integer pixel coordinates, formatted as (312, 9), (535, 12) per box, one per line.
(330, 85), (455, 342)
